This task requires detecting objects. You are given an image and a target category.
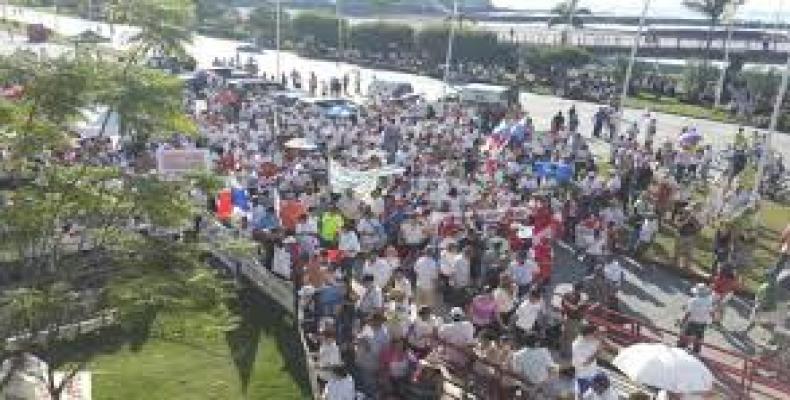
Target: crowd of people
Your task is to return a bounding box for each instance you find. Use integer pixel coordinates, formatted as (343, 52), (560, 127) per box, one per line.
(178, 64), (786, 400)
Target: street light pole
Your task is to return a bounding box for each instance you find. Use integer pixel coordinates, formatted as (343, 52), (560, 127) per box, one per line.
(618, 0), (650, 133)
(443, 0), (458, 95)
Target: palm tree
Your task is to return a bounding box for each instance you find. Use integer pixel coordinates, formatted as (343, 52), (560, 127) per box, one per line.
(548, 0), (591, 28)
(682, 0), (734, 61)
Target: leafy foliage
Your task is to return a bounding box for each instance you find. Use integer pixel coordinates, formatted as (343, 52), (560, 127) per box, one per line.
(0, 0), (234, 396)
(291, 11), (347, 49)
(350, 21), (415, 54)
(415, 23), (501, 64)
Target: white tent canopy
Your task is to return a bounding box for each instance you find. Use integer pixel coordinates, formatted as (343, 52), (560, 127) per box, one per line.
(73, 106), (119, 138)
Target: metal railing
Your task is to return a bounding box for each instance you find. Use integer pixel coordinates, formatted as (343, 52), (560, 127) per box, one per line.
(584, 304), (790, 399)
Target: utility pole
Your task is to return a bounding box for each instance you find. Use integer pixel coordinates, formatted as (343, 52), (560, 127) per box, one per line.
(617, 0), (651, 134)
(443, 0), (458, 95)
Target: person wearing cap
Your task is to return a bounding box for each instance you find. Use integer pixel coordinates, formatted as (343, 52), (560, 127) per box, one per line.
(438, 307), (475, 369)
(678, 282), (713, 353)
(581, 372), (617, 400)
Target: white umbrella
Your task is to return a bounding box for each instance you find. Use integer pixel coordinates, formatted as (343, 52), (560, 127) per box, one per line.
(284, 137), (318, 151)
(613, 343), (714, 393)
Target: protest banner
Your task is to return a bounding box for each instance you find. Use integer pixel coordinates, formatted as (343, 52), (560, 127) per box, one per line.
(328, 159), (404, 203)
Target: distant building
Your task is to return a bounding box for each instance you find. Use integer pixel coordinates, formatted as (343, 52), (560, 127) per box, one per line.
(287, 0), (492, 13)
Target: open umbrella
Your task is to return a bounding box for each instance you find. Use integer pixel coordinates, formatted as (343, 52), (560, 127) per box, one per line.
(284, 137), (318, 151)
(613, 343), (714, 393)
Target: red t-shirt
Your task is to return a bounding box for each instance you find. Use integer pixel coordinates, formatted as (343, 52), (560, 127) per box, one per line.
(712, 274), (737, 296)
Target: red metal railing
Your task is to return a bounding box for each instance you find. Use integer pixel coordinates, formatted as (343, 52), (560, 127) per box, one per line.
(585, 304), (790, 399)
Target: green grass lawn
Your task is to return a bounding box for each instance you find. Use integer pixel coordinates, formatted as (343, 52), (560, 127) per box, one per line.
(643, 200), (789, 291)
(76, 293), (311, 400)
(625, 92), (735, 124)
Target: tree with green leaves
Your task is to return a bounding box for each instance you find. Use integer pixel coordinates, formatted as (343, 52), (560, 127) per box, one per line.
(248, 4), (288, 47)
(350, 21), (414, 56)
(682, 0), (735, 61)
(0, 1), (236, 398)
(291, 11), (348, 50)
(548, 0), (591, 28)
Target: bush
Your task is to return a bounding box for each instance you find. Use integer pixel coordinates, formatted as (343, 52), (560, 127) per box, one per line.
(520, 46), (592, 79)
(350, 22), (414, 55)
(291, 11), (348, 49)
(415, 24), (501, 64)
(682, 60), (718, 103)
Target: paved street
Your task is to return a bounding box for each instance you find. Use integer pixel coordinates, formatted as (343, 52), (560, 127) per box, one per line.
(4, 4), (781, 360)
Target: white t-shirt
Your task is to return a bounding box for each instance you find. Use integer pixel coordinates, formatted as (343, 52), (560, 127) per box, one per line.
(572, 337), (600, 378)
(514, 299), (544, 332)
(323, 374), (355, 400)
(438, 321), (474, 346)
(408, 316), (438, 348)
(511, 347), (555, 384)
(449, 254), (471, 289)
(364, 258), (395, 289)
(414, 256), (439, 289)
(318, 341), (342, 380)
(686, 296), (713, 324)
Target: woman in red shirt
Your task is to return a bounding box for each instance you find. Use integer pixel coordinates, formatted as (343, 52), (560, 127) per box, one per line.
(533, 237), (553, 287)
(711, 266), (738, 325)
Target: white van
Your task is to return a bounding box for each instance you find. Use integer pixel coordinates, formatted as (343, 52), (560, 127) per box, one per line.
(451, 83), (518, 107)
(367, 79), (414, 100)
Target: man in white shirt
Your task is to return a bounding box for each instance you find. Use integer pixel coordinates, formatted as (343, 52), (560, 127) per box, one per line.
(511, 333), (557, 387)
(362, 253), (395, 289)
(514, 289), (544, 334)
(572, 324), (602, 396)
(509, 253), (537, 296)
(400, 214), (427, 248)
(322, 365), (355, 400)
(357, 275), (383, 319)
(407, 305), (438, 356)
(679, 283), (713, 353)
(438, 307), (475, 368)
(337, 225), (360, 258)
(448, 247), (471, 292)
(413, 251), (439, 307)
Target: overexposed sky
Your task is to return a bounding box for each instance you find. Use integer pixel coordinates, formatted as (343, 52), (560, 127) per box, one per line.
(491, 0), (789, 22)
